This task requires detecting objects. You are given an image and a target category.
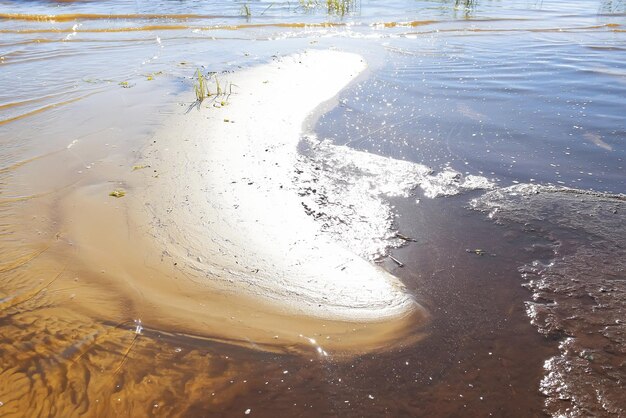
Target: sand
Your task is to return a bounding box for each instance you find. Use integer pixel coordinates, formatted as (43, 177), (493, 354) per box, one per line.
(43, 49), (428, 355)
(139, 50), (420, 321)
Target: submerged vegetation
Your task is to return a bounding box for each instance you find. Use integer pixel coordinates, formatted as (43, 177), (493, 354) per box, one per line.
(299, 0), (358, 16)
(241, 3), (251, 18)
(237, 0), (357, 17)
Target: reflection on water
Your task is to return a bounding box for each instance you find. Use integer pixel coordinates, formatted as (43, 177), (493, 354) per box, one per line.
(317, 33), (626, 194)
(2, 0), (624, 130)
(1, 0), (625, 416)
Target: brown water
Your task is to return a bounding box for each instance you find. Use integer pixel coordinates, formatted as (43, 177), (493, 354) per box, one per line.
(1, 0), (626, 416)
(472, 186), (626, 416)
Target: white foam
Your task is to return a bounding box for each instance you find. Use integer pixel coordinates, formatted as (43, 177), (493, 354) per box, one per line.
(296, 137), (495, 259)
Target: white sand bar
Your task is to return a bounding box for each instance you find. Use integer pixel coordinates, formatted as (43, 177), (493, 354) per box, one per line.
(141, 50), (421, 321)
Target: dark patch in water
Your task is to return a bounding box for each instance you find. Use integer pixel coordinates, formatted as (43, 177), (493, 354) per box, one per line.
(472, 185), (626, 416)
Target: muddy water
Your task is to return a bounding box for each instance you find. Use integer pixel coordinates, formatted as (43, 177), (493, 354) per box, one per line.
(1, 0), (626, 417)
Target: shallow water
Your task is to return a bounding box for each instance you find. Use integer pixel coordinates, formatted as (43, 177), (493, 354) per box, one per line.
(1, 0), (625, 416)
(471, 185), (626, 416)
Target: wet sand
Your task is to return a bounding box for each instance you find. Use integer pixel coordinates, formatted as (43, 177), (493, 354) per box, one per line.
(134, 50), (419, 320)
(38, 50), (428, 356)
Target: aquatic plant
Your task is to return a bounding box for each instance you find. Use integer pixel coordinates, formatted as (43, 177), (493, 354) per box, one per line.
(215, 74), (222, 96)
(326, 0), (355, 15)
(299, 0), (357, 16)
(600, 0), (625, 13)
(449, 0), (477, 17)
(241, 3), (251, 18)
(194, 69), (209, 102)
(192, 70), (236, 108)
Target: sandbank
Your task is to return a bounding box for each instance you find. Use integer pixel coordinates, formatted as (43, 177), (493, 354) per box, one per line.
(54, 49), (428, 355)
(140, 50), (420, 321)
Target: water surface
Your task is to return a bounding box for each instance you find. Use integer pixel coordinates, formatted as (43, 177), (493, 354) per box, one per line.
(1, 0), (625, 416)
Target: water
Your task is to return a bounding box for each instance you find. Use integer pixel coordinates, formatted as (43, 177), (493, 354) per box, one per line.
(317, 32), (626, 193)
(1, 0), (625, 416)
(471, 185), (626, 416)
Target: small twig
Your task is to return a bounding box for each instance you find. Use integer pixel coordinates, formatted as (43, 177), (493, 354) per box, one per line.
(226, 83), (239, 103)
(389, 255), (404, 267)
(261, 3), (274, 15)
(114, 327), (141, 376)
(395, 232), (417, 242)
(466, 248), (486, 256)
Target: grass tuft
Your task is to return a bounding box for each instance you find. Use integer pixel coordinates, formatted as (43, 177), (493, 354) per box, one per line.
(192, 70), (236, 108)
(241, 3), (251, 18)
(299, 0), (356, 16)
(194, 69), (209, 102)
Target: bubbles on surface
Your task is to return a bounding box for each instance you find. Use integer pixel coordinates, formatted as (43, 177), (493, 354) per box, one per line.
(472, 184), (626, 417)
(296, 136), (494, 259)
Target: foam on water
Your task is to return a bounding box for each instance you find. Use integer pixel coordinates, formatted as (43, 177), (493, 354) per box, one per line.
(471, 184), (626, 417)
(296, 136), (494, 260)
